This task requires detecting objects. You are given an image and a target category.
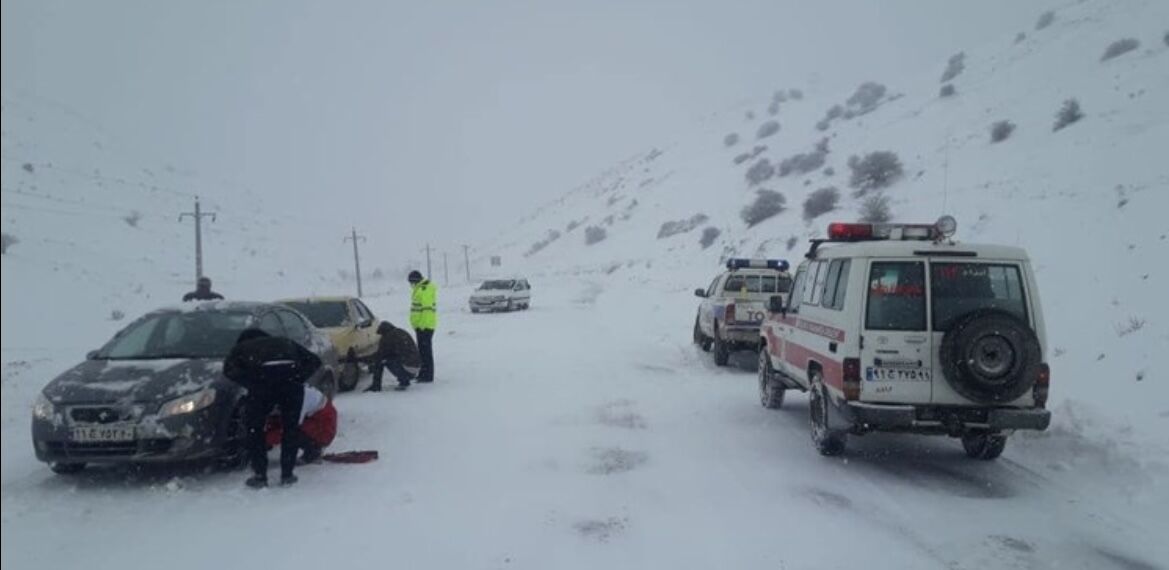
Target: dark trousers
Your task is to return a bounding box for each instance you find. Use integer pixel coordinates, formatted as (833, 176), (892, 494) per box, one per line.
(244, 382), (305, 479)
(371, 358), (414, 389)
(416, 329), (435, 381)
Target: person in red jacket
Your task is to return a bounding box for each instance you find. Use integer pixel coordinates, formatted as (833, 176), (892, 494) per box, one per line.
(264, 384), (337, 464)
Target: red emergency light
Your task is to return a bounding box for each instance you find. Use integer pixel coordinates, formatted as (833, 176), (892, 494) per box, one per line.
(827, 223), (874, 241)
(826, 219), (952, 242)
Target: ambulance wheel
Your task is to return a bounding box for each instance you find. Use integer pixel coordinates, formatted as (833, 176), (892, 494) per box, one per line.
(809, 372), (846, 456)
(962, 432), (1008, 460)
(713, 326), (730, 367)
(759, 348), (785, 409)
(471, 308), (480, 314)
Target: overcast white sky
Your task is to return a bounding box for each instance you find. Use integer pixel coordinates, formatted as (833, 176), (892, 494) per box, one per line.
(2, 0), (1034, 259)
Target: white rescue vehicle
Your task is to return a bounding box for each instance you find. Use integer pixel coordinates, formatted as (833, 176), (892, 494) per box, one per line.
(758, 217), (1051, 459)
(693, 259), (793, 366)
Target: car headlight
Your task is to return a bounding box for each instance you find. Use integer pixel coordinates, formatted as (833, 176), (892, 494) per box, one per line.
(33, 393), (55, 421)
(158, 388), (217, 418)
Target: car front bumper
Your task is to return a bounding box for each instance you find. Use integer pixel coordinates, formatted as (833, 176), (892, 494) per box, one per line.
(842, 402), (1051, 434)
(32, 400), (236, 465)
(470, 299), (511, 310)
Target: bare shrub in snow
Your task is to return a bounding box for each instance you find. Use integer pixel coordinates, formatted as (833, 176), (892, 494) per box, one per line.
(1035, 10), (1055, 31)
(779, 138), (829, 177)
(566, 219), (582, 232)
(846, 82), (887, 112)
(746, 159), (776, 185)
(745, 111), (756, 120)
(1164, 31), (1169, 47)
(1015, 32), (1026, 44)
(733, 152), (751, 165)
(767, 100), (780, 116)
(584, 226), (607, 245)
(772, 90), (788, 103)
(990, 120), (1016, 143)
(657, 213), (710, 239)
(724, 133), (740, 147)
(940, 52), (966, 83)
(123, 210), (142, 228)
(526, 229), (562, 256)
(826, 105), (844, 120)
(740, 189), (787, 227)
(756, 120), (780, 139)
(751, 145), (768, 158)
(1, 233), (16, 254)
(803, 187), (840, 221)
(859, 193), (892, 223)
(788, 88), (803, 100)
(1115, 317), (1146, 337)
(786, 236), (799, 251)
(22, 163), (34, 174)
(815, 120), (830, 132)
(699, 226), (721, 249)
(110, 310), (126, 321)
(1052, 98), (1084, 132)
(1100, 38), (1140, 61)
(939, 84), (957, 98)
(848, 151), (903, 195)
(823, 166), (835, 177)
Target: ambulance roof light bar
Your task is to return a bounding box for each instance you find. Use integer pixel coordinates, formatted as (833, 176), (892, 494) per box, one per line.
(826, 216), (958, 242)
(726, 258), (790, 272)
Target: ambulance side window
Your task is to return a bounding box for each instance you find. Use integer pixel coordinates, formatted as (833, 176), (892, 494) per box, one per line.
(788, 268), (807, 313)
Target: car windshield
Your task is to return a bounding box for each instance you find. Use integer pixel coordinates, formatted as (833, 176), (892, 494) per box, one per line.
(97, 311), (254, 360)
(931, 262), (1028, 331)
(283, 301), (349, 328)
(479, 280), (516, 290)
(723, 274), (791, 294)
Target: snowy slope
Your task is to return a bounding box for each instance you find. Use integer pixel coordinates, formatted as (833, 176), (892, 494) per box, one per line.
(479, 0), (1169, 448)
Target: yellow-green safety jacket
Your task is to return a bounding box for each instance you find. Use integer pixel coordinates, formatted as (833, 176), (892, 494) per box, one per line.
(410, 280), (437, 330)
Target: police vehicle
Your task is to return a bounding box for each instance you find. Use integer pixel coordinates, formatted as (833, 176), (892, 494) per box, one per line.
(757, 217), (1051, 459)
(693, 258), (793, 366)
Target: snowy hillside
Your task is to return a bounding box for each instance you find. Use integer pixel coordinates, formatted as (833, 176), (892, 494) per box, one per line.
(1, 92), (407, 351)
(481, 1), (1169, 445)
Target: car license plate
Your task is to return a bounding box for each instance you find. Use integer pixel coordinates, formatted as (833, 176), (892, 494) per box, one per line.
(866, 367), (932, 382)
(70, 425), (137, 442)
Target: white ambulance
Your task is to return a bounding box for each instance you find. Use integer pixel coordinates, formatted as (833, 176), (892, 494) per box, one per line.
(693, 259), (793, 366)
(758, 217), (1051, 459)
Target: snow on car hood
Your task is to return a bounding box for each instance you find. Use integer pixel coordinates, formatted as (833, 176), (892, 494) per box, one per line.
(42, 358), (228, 404)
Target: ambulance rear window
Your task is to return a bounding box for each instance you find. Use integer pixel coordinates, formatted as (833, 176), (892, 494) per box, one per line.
(865, 261), (926, 331)
(930, 263), (1028, 331)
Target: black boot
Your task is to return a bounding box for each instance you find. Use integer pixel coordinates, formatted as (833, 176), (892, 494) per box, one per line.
(280, 474), (298, 486)
(300, 444), (323, 465)
(364, 383), (382, 393)
(245, 475), (268, 489)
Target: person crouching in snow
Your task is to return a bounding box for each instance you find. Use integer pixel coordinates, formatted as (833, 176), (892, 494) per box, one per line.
(264, 384), (337, 464)
(223, 329), (321, 488)
(366, 321), (421, 392)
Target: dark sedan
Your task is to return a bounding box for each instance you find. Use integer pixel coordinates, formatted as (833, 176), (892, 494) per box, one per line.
(31, 301), (340, 474)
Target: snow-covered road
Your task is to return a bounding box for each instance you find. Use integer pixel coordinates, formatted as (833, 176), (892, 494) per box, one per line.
(2, 278), (1166, 570)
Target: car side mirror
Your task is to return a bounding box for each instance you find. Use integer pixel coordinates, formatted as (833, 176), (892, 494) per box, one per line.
(694, 288), (707, 298)
(86, 350), (100, 360)
(768, 295), (786, 314)
(358, 318), (373, 329)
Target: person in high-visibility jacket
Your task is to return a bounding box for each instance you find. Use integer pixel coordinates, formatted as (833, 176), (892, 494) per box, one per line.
(408, 270), (437, 382)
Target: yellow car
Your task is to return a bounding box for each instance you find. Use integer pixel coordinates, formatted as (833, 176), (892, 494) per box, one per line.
(278, 296), (381, 392)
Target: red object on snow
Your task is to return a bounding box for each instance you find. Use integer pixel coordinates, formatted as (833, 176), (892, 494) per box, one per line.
(322, 450), (379, 464)
(265, 400), (338, 448)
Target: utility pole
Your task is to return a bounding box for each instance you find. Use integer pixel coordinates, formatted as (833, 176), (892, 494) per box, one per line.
(462, 244), (471, 283)
(344, 228), (367, 298)
(423, 243), (433, 279)
(179, 197), (216, 283)
(443, 251), (449, 285)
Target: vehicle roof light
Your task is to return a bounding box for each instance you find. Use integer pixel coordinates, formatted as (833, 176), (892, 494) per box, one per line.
(726, 258), (790, 271)
(826, 221), (949, 242)
(936, 215), (958, 238)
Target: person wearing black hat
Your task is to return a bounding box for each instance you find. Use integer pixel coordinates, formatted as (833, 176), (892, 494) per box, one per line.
(222, 328), (321, 488)
(182, 277), (224, 302)
(366, 321), (421, 392)
(407, 270), (437, 382)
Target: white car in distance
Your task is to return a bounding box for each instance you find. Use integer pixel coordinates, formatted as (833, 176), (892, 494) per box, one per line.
(469, 278), (532, 313)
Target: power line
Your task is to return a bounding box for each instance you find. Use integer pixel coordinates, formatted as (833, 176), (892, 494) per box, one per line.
(178, 197), (216, 282)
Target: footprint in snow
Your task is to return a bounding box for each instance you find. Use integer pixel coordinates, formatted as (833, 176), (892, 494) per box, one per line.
(597, 400), (647, 430)
(573, 516), (629, 543)
(587, 447), (648, 475)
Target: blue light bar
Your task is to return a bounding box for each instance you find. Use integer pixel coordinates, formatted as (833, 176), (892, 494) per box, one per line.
(726, 258), (790, 271)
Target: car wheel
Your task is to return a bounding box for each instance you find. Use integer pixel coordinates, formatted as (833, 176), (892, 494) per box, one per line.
(339, 361), (360, 393)
(962, 432), (1008, 460)
(471, 308), (480, 313)
(215, 402), (249, 471)
(713, 326), (730, 367)
(50, 462), (86, 475)
(809, 372), (846, 456)
(759, 348), (785, 409)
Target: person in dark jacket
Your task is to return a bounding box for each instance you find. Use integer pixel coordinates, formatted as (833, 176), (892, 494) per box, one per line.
(222, 329), (321, 488)
(366, 321), (421, 392)
(182, 277), (225, 302)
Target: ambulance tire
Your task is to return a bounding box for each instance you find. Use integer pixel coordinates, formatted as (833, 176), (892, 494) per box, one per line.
(941, 310), (1040, 404)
